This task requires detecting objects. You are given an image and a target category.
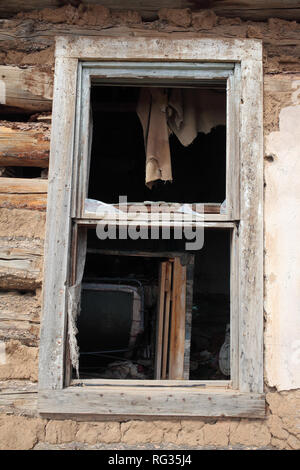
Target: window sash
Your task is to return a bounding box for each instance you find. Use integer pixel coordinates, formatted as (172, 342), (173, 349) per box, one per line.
(74, 61), (240, 222)
(38, 36), (263, 418)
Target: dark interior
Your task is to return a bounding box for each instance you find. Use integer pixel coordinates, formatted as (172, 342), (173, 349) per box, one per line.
(76, 84), (229, 381)
(88, 85), (226, 204)
(76, 228), (230, 381)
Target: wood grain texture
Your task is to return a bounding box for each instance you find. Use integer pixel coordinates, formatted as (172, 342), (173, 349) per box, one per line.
(0, 178), (47, 193)
(161, 261), (172, 380)
(71, 378), (230, 387)
(169, 258), (186, 380)
(38, 386), (265, 418)
(56, 36), (262, 62)
(0, 194), (47, 211)
(238, 57), (264, 394)
(230, 226), (239, 389)
(226, 65), (240, 220)
(38, 56), (78, 390)
(0, 177), (48, 211)
(38, 37), (264, 414)
(0, 240), (43, 290)
(1, 1), (300, 21)
(0, 66), (52, 113)
(0, 122), (50, 167)
(183, 255), (194, 380)
(154, 261), (168, 380)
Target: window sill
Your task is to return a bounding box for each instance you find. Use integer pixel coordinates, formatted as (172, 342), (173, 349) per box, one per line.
(38, 385), (265, 419)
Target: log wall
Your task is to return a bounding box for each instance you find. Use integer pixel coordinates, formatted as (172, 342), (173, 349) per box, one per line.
(0, 3), (299, 450)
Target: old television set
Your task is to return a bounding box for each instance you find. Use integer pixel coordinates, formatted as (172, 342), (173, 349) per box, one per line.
(77, 282), (144, 375)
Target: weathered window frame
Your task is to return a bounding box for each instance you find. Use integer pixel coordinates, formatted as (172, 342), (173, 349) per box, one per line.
(38, 36), (264, 418)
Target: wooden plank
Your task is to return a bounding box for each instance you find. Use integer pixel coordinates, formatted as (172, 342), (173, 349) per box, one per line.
(0, 122), (50, 167)
(239, 57), (264, 394)
(38, 56), (78, 391)
(38, 36), (264, 410)
(0, 66), (52, 113)
(77, 219), (236, 229)
(0, 241), (43, 290)
(83, 212), (228, 223)
(56, 36), (262, 62)
(87, 248), (182, 259)
(64, 223), (79, 388)
(71, 378), (231, 387)
(38, 386), (265, 418)
(212, 1), (300, 22)
(85, 62), (232, 84)
(226, 65), (240, 219)
(0, 178), (48, 211)
(0, 177), (47, 194)
(154, 261), (167, 380)
(183, 254), (194, 380)
(230, 226), (239, 389)
(161, 261), (172, 380)
(169, 258), (186, 380)
(75, 66), (91, 217)
(1, 1), (300, 21)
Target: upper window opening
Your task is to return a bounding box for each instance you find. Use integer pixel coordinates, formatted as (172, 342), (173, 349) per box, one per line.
(88, 84), (226, 205)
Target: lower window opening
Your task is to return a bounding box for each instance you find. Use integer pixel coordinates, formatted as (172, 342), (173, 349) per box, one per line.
(74, 228), (231, 381)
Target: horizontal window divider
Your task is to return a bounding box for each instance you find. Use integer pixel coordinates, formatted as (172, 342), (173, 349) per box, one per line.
(83, 61), (235, 71)
(71, 379), (231, 388)
(75, 218), (238, 228)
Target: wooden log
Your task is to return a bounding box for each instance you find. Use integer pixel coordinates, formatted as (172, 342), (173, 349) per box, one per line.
(0, 194), (47, 211)
(0, 239), (43, 290)
(0, 1), (300, 21)
(0, 291), (40, 346)
(2, 17), (300, 60)
(0, 177), (48, 211)
(0, 66), (53, 113)
(0, 121), (50, 167)
(0, 380), (37, 417)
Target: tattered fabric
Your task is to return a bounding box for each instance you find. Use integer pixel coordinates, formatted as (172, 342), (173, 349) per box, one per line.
(137, 88), (226, 188)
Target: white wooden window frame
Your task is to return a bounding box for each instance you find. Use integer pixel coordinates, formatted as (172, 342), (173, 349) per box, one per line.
(38, 36), (264, 418)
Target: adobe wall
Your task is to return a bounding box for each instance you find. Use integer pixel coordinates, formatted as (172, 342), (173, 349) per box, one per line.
(0, 4), (299, 449)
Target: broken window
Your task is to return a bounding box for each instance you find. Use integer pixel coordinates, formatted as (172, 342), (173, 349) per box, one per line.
(68, 78), (232, 383)
(38, 37), (264, 418)
(88, 85), (226, 204)
(74, 228), (231, 382)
